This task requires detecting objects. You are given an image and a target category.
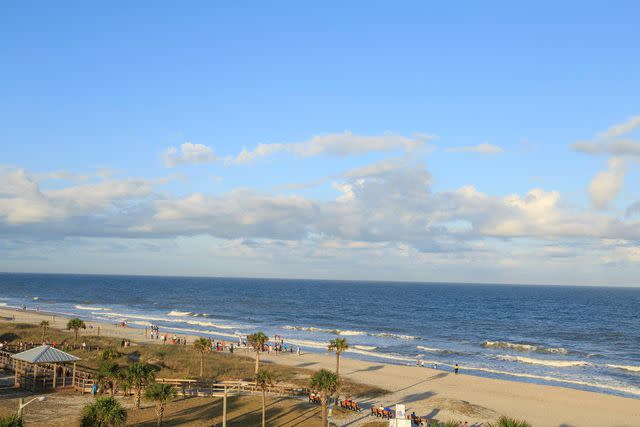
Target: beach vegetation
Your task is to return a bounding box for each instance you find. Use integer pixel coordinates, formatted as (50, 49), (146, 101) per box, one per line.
(309, 369), (340, 427)
(38, 320), (49, 342)
(97, 361), (122, 397)
(0, 414), (23, 427)
(486, 416), (532, 427)
(193, 337), (210, 377)
(248, 331), (269, 375)
(328, 337), (349, 378)
(255, 368), (275, 427)
(99, 348), (121, 361)
(66, 318), (86, 343)
(126, 363), (157, 409)
(145, 383), (177, 427)
(80, 397), (127, 427)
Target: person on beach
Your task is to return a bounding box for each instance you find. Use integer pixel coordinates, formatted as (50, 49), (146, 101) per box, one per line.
(454, 363), (459, 374)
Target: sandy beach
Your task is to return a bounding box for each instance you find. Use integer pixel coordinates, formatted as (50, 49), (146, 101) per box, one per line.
(1, 306), (639, 427)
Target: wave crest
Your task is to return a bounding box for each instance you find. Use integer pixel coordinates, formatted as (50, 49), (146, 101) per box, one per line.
(75, 305), (111, 311)
(483, 341), (568, 354)
(496, 355), (590, 368)
(607, 364), (640, 373)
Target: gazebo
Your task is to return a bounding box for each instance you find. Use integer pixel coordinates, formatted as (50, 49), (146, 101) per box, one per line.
(11, 345), (81, 391)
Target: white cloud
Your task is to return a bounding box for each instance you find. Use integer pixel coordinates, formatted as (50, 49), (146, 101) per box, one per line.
(588, 157), (627, 209)
(163, 143), (217, 167)
(572, 115), (640, 156)
(3, 161), (640, 280)
(596, 116), (640, 140)
(227, 143), (287, 165)
(225, 131), (436, 164)
(446, 143), (503, 154)
(572, 139), (640, 156)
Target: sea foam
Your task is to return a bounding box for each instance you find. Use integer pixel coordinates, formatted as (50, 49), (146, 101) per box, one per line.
(483, 340), (568, 354)
(607, 364), (640, 373)
(496, 355), (590, 368)
(75, 305), (111, 311)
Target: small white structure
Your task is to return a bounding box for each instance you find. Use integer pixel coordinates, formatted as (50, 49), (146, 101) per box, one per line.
(389, 404), (411, 427)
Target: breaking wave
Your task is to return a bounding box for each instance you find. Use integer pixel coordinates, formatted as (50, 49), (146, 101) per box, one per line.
(607, 364), (640, 373)
(496, 355), (590, 368)
(75, 305), (111, 311)
(353, 345), (377, 351)
(282, 325), (416, 340)
(483, 341), (568, 355)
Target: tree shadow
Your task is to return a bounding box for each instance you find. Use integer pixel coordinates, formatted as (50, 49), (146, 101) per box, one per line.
(295, 362), (317, 368)
(346, 365), (384, 375)
(0, 332), (20, 342)
(402, 390), (436, 403)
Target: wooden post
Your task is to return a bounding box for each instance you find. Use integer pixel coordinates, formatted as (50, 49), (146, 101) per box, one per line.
(223, 385), (227, 427)
(53, 363), (58, 389)
(72, 362), (77, 388)
(62, 366), (67, 387)
(97, 326), (100, 337)
(33, 364), (38, 391)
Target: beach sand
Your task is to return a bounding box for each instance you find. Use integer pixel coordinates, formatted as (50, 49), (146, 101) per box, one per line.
(1, 307), (639, 427)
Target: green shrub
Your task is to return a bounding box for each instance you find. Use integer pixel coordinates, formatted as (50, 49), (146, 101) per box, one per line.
(0, 415), (24, 427)
(486, 415), (532, 427)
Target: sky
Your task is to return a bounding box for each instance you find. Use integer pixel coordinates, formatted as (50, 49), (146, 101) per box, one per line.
(1, 2), (639, 286)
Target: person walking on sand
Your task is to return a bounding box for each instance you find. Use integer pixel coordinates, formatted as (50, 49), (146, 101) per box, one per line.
(454, 363), (459, 375)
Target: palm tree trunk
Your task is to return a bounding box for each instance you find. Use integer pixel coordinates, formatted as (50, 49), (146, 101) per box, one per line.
(336, 352), (340, 377)
(75, 329), (79, 343)
(255, 351), (260, 374)
(200, 353), (204, 377)
(262, 390), (266, 427)
(135, 387), (141, 409)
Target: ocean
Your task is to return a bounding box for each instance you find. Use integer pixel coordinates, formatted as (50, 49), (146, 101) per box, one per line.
(0, 273), (638, 399)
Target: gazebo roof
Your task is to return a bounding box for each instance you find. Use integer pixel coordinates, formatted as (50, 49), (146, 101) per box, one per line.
(11, 345), (80, 364)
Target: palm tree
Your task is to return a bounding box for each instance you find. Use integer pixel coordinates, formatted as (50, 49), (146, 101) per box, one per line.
(145, 383), (176, 427)
(39, 320), (49, 342)
(327, 337), (348, 378)
(255, 369), (275, 427)
(309, 369), (340, 427)
(193, 337), (210, 377)
(99, 362), (122, 397)
(248, 332), (269, 374)
(66, 318), (86, 343)
(80, 396), (127, 427)
(127, 363), (156, 409)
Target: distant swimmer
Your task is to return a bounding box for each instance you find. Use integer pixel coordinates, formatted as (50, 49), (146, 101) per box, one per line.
(454, 363), (459, 375)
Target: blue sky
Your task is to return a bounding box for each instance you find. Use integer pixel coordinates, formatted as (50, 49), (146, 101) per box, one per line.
(1, 2), (639, 285)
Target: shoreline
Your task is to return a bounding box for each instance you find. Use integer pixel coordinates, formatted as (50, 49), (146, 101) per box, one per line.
(1, 306), (639, 426)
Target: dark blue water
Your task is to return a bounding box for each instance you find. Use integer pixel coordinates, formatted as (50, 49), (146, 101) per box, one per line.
(1, 273), (639, 398)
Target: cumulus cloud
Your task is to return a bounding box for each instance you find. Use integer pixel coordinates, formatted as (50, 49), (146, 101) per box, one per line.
(3, 162), (640, 263)
(164, 143), (217, 167)
(226, 131), (435, 164)
(446, 143), (503, 154)
(0, 166), (157, 227)
(588, 157), (627, 209)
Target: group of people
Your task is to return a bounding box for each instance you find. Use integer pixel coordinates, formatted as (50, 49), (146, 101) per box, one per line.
(148, 324), (161, 339)
(371, 404), (394, 419)
(416, 359), (460, 374)
(337, 398), (361, 411)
